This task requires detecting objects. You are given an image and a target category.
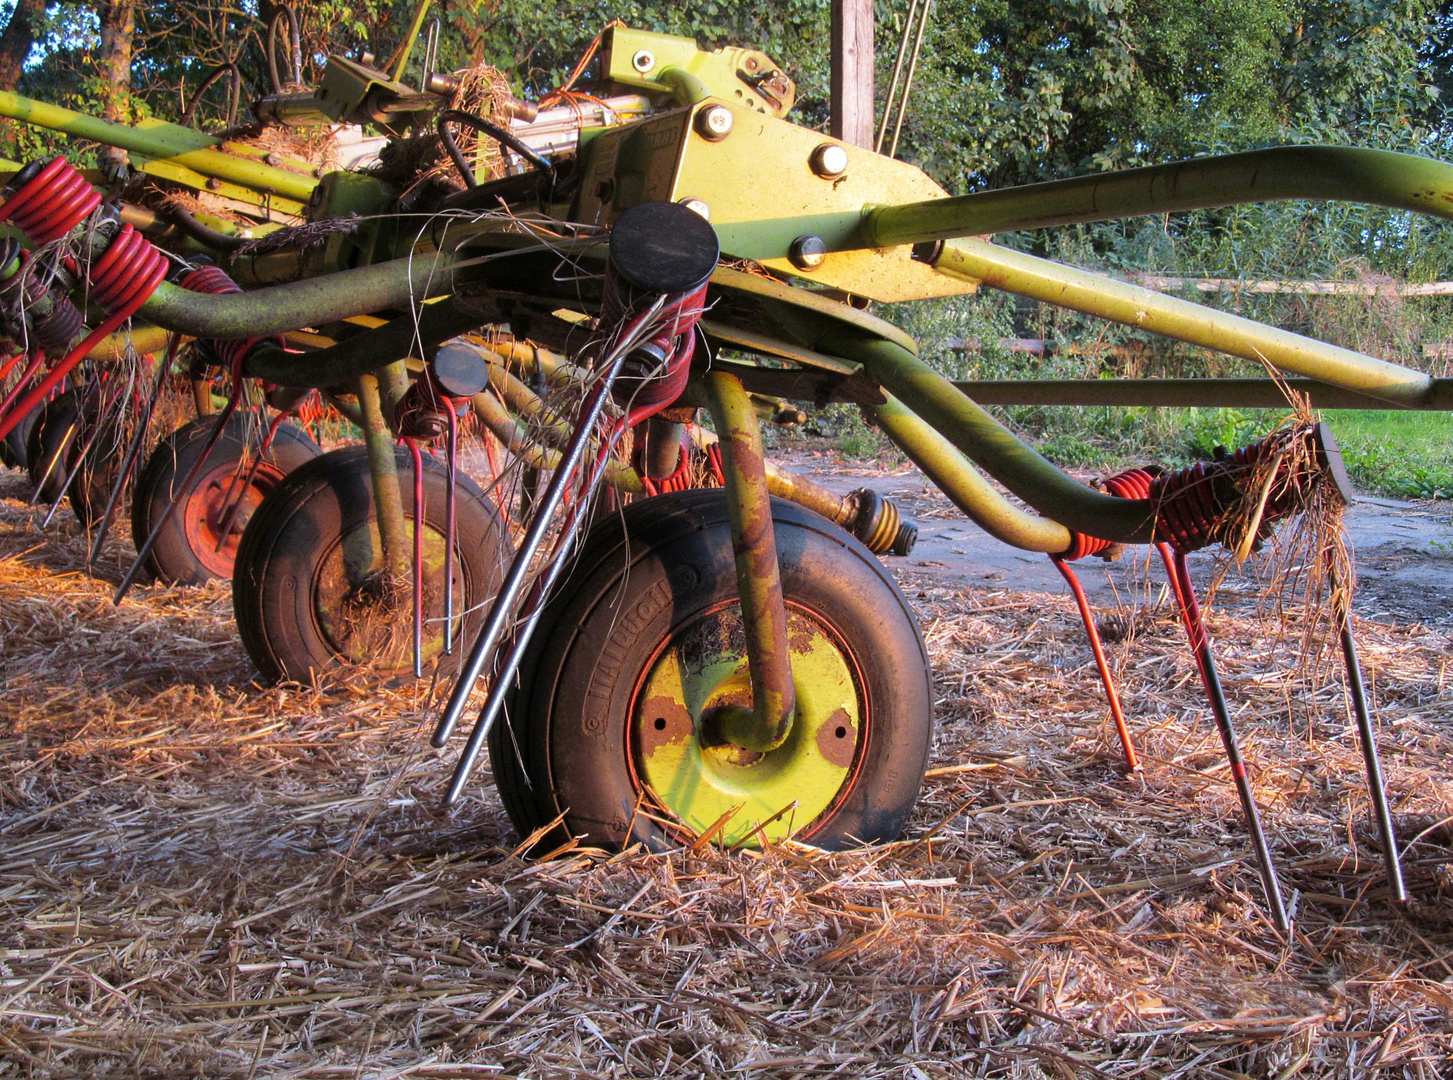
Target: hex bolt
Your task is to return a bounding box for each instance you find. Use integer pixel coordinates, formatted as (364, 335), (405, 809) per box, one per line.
(678, 197), (711, 220)
(695, 105), (734, 141)
(788, 235), (828, 270)
(810, 143), (849, 179)
(632, 50), (655, 73)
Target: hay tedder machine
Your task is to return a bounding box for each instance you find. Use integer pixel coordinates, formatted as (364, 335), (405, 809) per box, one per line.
(4, 3), (1453, 930)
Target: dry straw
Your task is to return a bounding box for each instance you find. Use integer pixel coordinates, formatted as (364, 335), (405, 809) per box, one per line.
(3, 462), (1452, 1078)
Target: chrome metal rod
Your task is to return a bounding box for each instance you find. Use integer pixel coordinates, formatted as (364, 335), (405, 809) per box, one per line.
(1164, 547), (1290, 934)
(430, 367), (620, 750)
(1332, 574), (1406, 903)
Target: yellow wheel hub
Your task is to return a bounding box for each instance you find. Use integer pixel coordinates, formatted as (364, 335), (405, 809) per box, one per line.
(632, 605), (863, 847)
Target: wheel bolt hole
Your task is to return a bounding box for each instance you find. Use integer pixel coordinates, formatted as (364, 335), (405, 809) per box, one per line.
(653, 717), (668, 731)
(835, 725), (848, 739)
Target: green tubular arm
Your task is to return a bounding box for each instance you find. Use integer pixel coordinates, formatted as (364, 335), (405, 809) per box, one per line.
(846, 337), (1156, 543)
(241, 296), (485, 387)
(657, 67), (713, 105)
(870, 394), (1073, 554)
(139, 251), (473, 339)
(0, 91), (318, 203)
(863, 146), (1453, 246)
(930, 238), (1433, 407)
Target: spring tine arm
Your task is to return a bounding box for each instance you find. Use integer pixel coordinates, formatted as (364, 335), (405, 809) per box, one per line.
(1051, 555), (1139, 771)
(1161, 547), (1291, 934)
(1330, 569), (1406, 903)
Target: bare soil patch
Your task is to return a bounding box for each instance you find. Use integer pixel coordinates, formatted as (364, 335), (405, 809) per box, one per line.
(3, 465), (1453, 1079)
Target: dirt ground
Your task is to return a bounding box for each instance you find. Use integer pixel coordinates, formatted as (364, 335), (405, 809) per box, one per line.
(3, 456), (1453, 1079)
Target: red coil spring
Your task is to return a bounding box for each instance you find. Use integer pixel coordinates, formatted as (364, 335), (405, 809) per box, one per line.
(631, 428), (695, 495)
(1060, 467), (1157, 560)
(1061, 431), (1308, 559)
(0, 158), (102, 245)
(176, 265), (277, 372)
(90, 224), (169, 314)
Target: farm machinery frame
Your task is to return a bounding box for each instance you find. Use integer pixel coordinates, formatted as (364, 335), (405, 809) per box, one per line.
(1, 6), (1448, 932)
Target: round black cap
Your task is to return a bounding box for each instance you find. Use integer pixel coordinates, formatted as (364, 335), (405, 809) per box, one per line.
(609, 201), (720, 294)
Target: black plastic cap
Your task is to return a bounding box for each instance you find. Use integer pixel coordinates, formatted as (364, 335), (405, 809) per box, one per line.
(431, 341), (491, 399)
(609, 201), (719, 294)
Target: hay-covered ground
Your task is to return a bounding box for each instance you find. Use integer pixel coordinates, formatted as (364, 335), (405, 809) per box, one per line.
(3, 467), (1453, 1079)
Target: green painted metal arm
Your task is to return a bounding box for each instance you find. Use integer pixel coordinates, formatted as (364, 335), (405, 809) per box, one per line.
(848, 337), (1156, 544)
(930, 237), (1434, 408)
(956, 378), (1453, 410)
(0, 91), (319, 203)
(862, 146), (1453, 246)
(138, 250), (473, 339)
(871, 394), (1073, 554)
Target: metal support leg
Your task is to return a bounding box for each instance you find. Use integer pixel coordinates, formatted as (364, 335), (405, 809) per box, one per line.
(1331, 573), (1406, 903)
(703, 370), (796, 753)
(1051, 555), (1139, 771)
(355, 371), (410, 580)
(1162, 546), (1291, 934)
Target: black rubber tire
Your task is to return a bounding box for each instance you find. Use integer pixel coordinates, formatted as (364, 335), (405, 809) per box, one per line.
(25, 391), (80, 503)
(24, 389), (117, 516)
(489, 489), (933, 852)
(233, 444), (510, 684)
(1, 397), (45, 470)
(131, 411), (321, 585)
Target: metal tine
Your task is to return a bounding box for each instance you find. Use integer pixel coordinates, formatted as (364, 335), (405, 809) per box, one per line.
(29, 393), (86, 509)
(1330, 566), (1407, 903)
(1051, 554), (1139, 771)
(431, 299), (665, 751)
(407, 436), (425, 679)
(1161, 544), (1291, 934)
(443, 405), (458, 653)
(90, 341), (175, 566)
(114, 393), (241, 603)
(430, 358), (624, 750)
(43, 369), (131, 530)
(212, 410), (287, 553)
(442, 430), (621, 806)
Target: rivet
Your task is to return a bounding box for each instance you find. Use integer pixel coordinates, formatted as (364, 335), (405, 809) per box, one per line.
(810, 143), (849, 178)
(788, 235), (828, 271)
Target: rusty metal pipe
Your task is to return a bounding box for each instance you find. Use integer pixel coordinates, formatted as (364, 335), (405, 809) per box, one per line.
(704, 369), (796, 753)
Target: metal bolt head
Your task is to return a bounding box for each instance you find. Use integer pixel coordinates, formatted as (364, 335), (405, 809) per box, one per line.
(810, 143), (849, 178)
(788, 235), (828, 271)
(695, 105), (734, 141)
(632, 50), (655, 73)
(678, 197), (711, 221)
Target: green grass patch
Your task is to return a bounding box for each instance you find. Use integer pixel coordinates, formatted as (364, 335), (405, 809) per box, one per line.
(1322, 410), (1453, 500)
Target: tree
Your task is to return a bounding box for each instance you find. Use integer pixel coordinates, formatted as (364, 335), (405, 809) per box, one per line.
(0, 0), (44, 91)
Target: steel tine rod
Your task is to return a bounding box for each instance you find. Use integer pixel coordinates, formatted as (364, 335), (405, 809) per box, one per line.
(442, 526), (581, 807)
(44, 372), (128, 530)
(1331, 567), (1406, 902)
(408, 437), (425, 679)
(888, 0), (934, 159)
(1051, 554), (1139, 770)
(91, 343), (173, 565)
(1165, 548), (1291, 934)
(875, 0), (921, 153)
(444, 406), (458, 653)
(215, 409), (290, 552)
(30, 408), (83, 509)
(430, 367), (619, 749)
(115, 396), (240, 603)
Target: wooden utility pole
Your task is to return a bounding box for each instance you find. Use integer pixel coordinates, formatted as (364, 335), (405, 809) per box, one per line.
(830, 0), (874, 149)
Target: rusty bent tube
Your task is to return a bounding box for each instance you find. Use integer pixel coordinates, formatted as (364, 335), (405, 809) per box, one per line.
(703, 369), (797, 753)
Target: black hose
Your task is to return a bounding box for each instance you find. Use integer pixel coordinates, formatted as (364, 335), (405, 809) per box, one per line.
(437, 108), (552, 188)
(167, 206), (249, 254)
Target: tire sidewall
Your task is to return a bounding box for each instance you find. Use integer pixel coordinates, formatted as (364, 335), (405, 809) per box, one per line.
(512, 491), (932, 851)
